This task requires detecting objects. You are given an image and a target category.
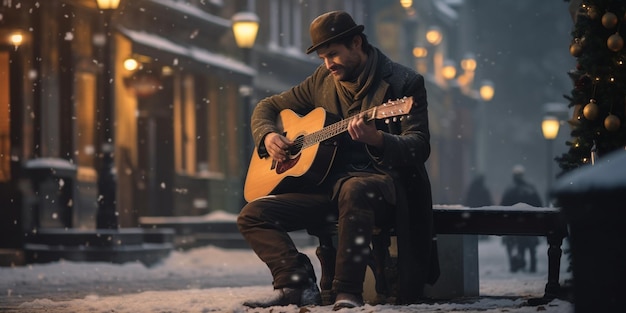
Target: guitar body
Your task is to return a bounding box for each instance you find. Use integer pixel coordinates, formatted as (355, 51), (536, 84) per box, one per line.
(243, 96), (414, 202)
(244, 107), (338, 202)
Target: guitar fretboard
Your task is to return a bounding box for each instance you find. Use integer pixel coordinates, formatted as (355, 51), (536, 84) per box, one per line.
(294, 96), (411, 149)
(294, 107), (377, 149)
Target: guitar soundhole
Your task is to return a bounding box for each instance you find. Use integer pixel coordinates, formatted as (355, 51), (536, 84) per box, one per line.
(288, 135), (304, 156)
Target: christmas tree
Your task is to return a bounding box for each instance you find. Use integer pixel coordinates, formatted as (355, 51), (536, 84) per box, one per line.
(558, 0), (626, 173)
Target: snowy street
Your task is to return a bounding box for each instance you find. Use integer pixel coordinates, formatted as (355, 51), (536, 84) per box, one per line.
(0, 236), (573, 313)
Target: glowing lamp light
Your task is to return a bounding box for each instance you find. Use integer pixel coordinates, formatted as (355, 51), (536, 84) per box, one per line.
(479, 81), (495, 101)
(461, 53), (477, 72)
(161, 66), (173, 76)
(400, 0), (413, 9)
(9, 33), (23, 46)
(412, 47), (428, 58)
(542, 116), (560, 140)
(123, 58), (139, 71)
(96, 0), (120, 9)
(232, 12), (260, 49)
(442, 60), (456, 80)
(426, 27), (443, 46)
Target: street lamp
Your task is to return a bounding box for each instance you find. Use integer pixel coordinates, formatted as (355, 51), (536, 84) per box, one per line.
(96, 0), (120, 9)
(460, 53), (477, 72)
(95, 0), (120, 229)
(542, 115), (560, 204)
(479, 80), (495, 102)
(442, 59), (457, 81)
(9, 32), (23, 46)
(231, 10), (259, 156)
(232, 12), (259, 50)
(458, 53), (476, 94)
(426, 26), (443, 46)
(475, 80), (495, 174)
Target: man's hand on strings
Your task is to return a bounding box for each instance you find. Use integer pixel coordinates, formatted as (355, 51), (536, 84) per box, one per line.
(264, 132), (293, 162)
(348, 113), (384, 148)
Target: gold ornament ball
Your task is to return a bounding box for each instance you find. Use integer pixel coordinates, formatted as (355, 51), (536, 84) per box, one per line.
(602, 12), (618, 29)
(583, 100), (599, 120)
(608, 33), (624, 52)
(570, 42), (583, 57)
(604, 114), (621, 131)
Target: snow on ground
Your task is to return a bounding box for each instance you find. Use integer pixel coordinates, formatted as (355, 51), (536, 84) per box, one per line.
(0, 236), (573, 313)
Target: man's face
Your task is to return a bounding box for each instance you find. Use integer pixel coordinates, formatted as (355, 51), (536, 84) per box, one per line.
(316, 38), (363, 81)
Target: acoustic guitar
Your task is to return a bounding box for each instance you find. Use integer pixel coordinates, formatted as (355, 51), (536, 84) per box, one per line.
(243, 96), (414, 202)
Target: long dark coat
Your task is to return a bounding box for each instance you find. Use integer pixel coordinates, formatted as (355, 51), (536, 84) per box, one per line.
(250, 48), (440, 303)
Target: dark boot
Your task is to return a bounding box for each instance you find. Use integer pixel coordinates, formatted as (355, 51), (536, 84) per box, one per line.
(243, 253), (321, 308)
(332, 292), (364, 311)
(242, 277), (321, 308)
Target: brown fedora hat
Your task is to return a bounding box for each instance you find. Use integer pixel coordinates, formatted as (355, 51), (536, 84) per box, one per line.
(306, 11), (364, 54)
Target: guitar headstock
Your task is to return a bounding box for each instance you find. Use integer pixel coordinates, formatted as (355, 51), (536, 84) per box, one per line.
(371, 96), (414, 121)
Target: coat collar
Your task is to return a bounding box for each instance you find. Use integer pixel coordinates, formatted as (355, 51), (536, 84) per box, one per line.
(321, 48), (392, 114)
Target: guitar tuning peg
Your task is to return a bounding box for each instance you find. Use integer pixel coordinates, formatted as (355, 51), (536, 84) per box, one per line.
(385, 119), (390, 124)
(393, 117), (398, 122)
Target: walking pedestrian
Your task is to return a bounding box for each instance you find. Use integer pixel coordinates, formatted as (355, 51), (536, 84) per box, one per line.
(463, 174), (493, 208)
(500, 165), (543, 273)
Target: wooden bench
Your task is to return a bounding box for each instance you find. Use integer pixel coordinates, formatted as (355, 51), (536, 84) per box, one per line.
(309, 204), (568, 305)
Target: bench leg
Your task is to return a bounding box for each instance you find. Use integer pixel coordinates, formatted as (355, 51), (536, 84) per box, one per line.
(544, 233), (564, 299)
(316, 235), (336, 305)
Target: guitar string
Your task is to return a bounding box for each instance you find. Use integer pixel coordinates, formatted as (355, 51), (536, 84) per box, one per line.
(290, 98), (410, 151)
(292, 106), (376, 149)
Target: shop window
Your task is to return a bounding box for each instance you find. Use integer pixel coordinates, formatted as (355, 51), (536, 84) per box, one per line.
(74, 72), (97, 180)
(175, 74), (224, 178)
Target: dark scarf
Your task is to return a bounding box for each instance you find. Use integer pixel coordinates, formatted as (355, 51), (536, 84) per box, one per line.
(335, 47), (379, 113)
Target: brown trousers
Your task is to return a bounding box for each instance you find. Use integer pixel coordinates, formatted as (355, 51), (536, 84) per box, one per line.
(237, 175), (394, 294)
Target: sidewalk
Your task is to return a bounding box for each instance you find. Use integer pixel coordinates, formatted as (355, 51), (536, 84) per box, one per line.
(0, 236), (573, 312)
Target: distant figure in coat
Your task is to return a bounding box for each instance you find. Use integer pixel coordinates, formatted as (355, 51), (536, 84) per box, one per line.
(463, 174), (494, 241)
(463, 174), (493, 208)
(500, 165), (543, 273)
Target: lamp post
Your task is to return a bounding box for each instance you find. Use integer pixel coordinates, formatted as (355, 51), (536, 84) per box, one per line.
(458, 53), (476, 95)
(541, 115), (560, 205)
(95, 0), (120, 229)
(232, 10), (259, 155)
(476, 80), (494, 174)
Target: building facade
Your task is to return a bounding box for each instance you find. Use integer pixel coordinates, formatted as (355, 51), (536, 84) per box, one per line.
(1, 0), (481, 262)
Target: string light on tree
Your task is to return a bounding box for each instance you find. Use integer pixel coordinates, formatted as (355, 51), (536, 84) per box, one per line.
(586, 5), (600, 20)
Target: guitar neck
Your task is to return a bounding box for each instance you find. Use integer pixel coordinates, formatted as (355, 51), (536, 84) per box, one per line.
(300, 107), (376, 149)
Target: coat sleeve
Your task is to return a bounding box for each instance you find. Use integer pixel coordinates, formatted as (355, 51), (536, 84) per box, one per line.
(250, 65), (327, 157)
(371, 73), (430, 168)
